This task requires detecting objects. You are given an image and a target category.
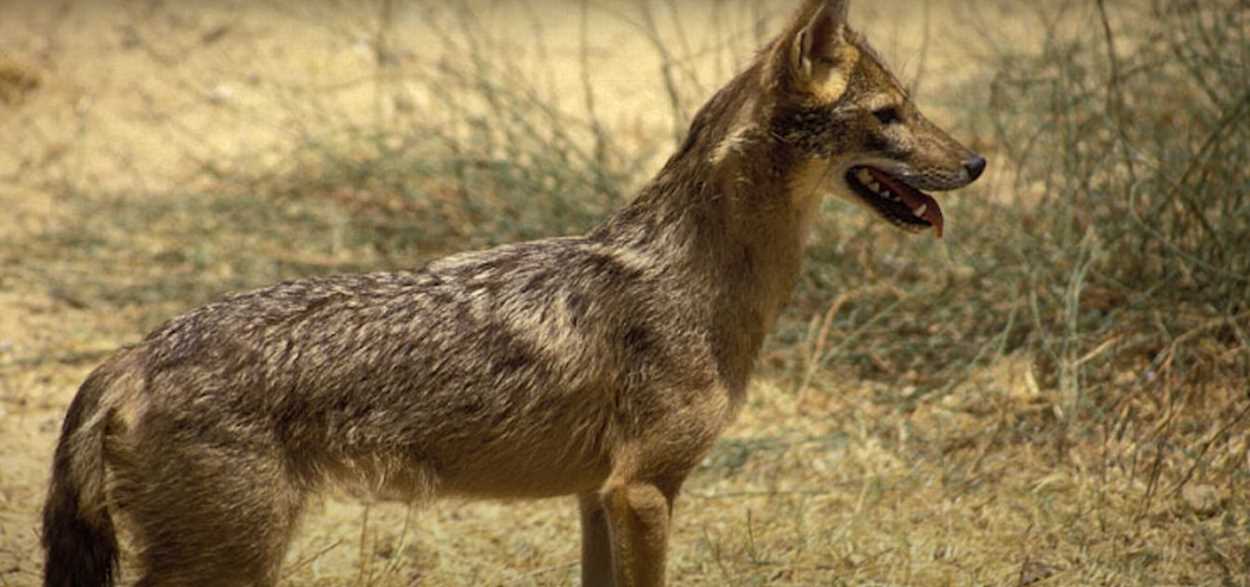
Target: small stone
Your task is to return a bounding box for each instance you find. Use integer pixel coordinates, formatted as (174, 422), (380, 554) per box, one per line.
(1182, 484), (1223, 515)
(1018, 561), (1058, 585)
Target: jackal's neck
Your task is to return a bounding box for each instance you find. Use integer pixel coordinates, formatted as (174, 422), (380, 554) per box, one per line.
(592, 72), (822, 394)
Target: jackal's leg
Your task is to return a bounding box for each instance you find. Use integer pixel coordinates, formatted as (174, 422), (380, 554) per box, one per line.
(111, 437), (305, 587)
(579, 491), (614, 585)
(601, 479), (680, 587)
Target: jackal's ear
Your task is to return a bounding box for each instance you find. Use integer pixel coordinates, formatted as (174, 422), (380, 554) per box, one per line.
(787, 0), (857, 101)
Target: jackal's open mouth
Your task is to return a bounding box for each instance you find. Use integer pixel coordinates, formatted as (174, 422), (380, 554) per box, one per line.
(846, 166), (945, 238)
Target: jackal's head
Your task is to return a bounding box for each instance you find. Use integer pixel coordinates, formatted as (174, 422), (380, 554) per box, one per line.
(767, 0), (985, 237)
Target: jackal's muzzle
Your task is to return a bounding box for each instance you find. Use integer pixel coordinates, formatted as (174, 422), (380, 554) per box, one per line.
(844, 156), (985, 238)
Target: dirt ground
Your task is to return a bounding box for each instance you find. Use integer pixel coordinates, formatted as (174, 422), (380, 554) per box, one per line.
(4, 1), (1242, 586)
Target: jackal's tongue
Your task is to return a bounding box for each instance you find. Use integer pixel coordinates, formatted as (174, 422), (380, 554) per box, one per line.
(869, 168), (945, 238)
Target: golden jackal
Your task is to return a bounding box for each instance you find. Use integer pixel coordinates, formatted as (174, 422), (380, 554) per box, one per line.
(43, 1), (985, 585)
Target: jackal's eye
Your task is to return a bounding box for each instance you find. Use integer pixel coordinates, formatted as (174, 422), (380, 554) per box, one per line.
(873, 106), (902, 125)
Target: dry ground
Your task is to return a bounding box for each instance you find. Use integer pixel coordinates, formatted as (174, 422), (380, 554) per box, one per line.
(1, 1), (1246, 585)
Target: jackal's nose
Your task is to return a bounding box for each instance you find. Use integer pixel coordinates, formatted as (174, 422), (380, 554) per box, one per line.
(964, 155), (987, 182)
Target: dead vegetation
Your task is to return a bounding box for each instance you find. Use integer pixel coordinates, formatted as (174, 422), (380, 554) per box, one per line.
(0, 1), (1246, 585)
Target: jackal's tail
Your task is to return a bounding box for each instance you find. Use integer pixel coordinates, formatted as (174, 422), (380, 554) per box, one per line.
(42, 362), (122, 587)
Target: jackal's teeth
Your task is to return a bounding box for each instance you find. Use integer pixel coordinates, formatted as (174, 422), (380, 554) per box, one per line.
(868, 181), (882, 193)
(857, 169), (874, 184)
(912, 204), (928, 216)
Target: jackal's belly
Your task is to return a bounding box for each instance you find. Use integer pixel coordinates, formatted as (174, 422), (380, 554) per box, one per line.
(424, 387), (620, 498)
(293, 377), (730, 501)
(274, 379), (622, 500)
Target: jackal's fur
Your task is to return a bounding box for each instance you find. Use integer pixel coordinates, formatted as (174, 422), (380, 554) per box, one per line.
(42, 1), (984, 585)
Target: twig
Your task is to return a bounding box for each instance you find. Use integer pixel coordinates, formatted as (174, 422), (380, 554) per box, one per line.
(357, 503), (373, 585)
(508, 561), (578, 585)
(0, 349), (119, 370)
(797, 291), (854, 399)
(1074, 334), (1123, 368)
(373, 0), (396, 127)
(1155, 310), (1250, 376)
(579, 0), (619, 202)
(686, 488), (850, 500)
(282, 539), (347, 580)
(1095, 0), (1137, 181)
(634, 0), (690, 145)
(910, 0), (932, 97)
(381, 503), (418, 579)
(1168, 400), (1250, 498)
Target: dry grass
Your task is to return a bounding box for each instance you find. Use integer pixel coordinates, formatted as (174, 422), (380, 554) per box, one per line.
(1, 1), (1247, 585)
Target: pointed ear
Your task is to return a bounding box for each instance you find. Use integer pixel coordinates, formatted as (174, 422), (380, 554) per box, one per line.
(787, 0), (857, 97)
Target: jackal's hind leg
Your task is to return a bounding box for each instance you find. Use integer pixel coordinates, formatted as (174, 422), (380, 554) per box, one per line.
(112, 439), (305, 587)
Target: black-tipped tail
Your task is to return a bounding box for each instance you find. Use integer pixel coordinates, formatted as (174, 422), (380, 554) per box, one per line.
(42, 373), (119, 587)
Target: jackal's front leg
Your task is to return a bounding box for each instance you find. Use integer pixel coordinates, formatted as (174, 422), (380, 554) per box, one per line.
(579, 491), (615, 586)
(601, 481), (677, 587)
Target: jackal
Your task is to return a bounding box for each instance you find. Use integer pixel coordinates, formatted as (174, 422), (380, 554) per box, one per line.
(42, 1), (984, 585)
